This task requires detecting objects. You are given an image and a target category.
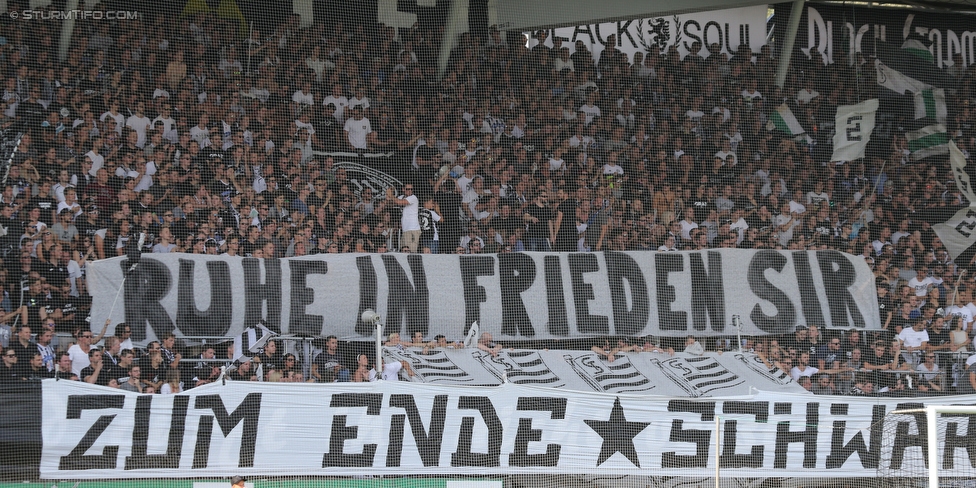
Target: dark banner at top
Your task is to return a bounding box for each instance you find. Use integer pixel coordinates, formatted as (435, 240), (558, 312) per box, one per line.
(772, 2), (976, 69)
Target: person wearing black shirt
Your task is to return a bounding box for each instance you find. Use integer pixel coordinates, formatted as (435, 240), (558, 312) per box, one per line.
(0, 347), (24, 383)
(0, 204), (23, 253)
(523, 192), (552, 251)
(8, 325), (34, 375)
(25, 352), (53, 380)
(433, 172), (462, 253)
(863, 341), (908, 390)
(80, 348), (111, 386)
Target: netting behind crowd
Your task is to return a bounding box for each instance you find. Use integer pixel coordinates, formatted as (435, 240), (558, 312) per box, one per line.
(3, 0), (976, 485)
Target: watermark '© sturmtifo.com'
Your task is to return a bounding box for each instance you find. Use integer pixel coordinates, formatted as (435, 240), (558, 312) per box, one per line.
(9, 10), (140, 20)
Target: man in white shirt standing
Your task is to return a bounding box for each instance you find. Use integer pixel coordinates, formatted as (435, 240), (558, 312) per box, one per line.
(125, 103), (152, 148)
(343, 106), (371, 151)
(908, 266), (935, 297)
(387, 184), (421, 252)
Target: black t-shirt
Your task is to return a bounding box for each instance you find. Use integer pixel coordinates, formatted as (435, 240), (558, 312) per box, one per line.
(42, 262), (69, 289)
(0, 363), (23, 383)
(418, 208), (437, 242)
(80, 364), (112, 386)
(434, 190), (463, 233)
(524, 204), (551, 239)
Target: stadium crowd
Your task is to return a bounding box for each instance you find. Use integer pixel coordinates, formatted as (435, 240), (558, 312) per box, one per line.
(2, 6), (976, 396)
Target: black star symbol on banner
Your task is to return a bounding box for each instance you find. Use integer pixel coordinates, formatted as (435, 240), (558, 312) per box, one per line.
(583, 397), (650, 467)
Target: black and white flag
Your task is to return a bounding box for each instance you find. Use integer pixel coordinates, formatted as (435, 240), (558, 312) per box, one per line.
(651, 356), (744, 397)
(384, 347), (472, 384)
(474, 349), (564, 387)
(232, 322), (277, 362)
(564, 353), (654, 393)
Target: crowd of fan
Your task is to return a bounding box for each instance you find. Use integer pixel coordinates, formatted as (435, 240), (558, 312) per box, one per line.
(1, 6), (976, 394)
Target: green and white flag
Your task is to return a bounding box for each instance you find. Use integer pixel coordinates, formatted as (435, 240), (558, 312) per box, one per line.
(832, 99), (878, 162)
(875, 60), (929, 95)
(902, 39), (936, 64)
(914, 88), (947, 124)
(907, 124), (950, 160)
(768, 104), (805, 135)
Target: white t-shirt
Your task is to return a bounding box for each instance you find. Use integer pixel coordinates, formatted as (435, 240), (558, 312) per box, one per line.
(908, 276), (935, 296)
(85, 150), (104, 177)
(400, 194), (421, 232)
(126, 114), (152, 147)
(679, 220), (698, 240)
(579, 104), (601, 125)
(344, 117), (372, 150)
(790, 365), (819, 381)
(381, 361), (403, 381)
(67, 344), (91, 376)
(898, 327), (930, 348)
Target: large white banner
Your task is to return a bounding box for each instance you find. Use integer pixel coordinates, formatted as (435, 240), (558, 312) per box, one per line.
(86, 250), (881, 344)
(524, 6), (767, 64)
(40, 379), (976, 479)
(832, 99), (878, 162)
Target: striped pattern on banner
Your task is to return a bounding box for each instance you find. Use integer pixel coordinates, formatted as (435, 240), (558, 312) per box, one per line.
(653, 356), (745, 397)
(384, 348), (474, 384)
(473, 349), (564, 386)
(564, 353), (654, 393)
(907, 124), (950, 160)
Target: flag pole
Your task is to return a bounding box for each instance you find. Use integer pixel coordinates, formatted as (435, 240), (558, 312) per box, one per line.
(858, 160), (887, 227)
(246, 21), (254, 78)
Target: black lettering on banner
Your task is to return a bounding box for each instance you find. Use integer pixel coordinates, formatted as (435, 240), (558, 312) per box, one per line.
(720, 401), (767, 468)
(663, 400), (715, 468)
(242, 258), (282, 333)
(887, 403), (927, 470)
(748, 251), (795, 334)
(826, 403), (884, 469)
(498, 253), (537, 337)
(125, 395), (189, 469)
(593, 23), (607, 45)
(846, 115), (863, 141)
(451, 396), (503, 467)
(289, 260), (328, 337)
(322, 393), (383, 467)
(738, 24), (750, 49)
(703, 21), (723, 51)
(689, 252), (725, 332)
(616, 20), (635, 48)
(571, 24), (596, 45)
(544, 256), (569, 336)
(355, 256), (378, 335)
(459, 256), (495, 334)
(59, 394), (125, 470)
(773, 402), (819, 468)
(568, 254), (609, 334)
(382, 255), (430, 337)
(605, 251), (649, 337)
(941, 412), (976, 470)
(817, 251), (866, 328)
(510, 397), (567, 467)
(953, 209), (976, 238)
(791, 252), (826, 328)
(192, 393), (262, 469)
(386, 394), (447, 467)
(122, 258), (174, 342)
(176, 259), (232, 337)
(655, 253), (687, 331)
(683, 20), (702, 51)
